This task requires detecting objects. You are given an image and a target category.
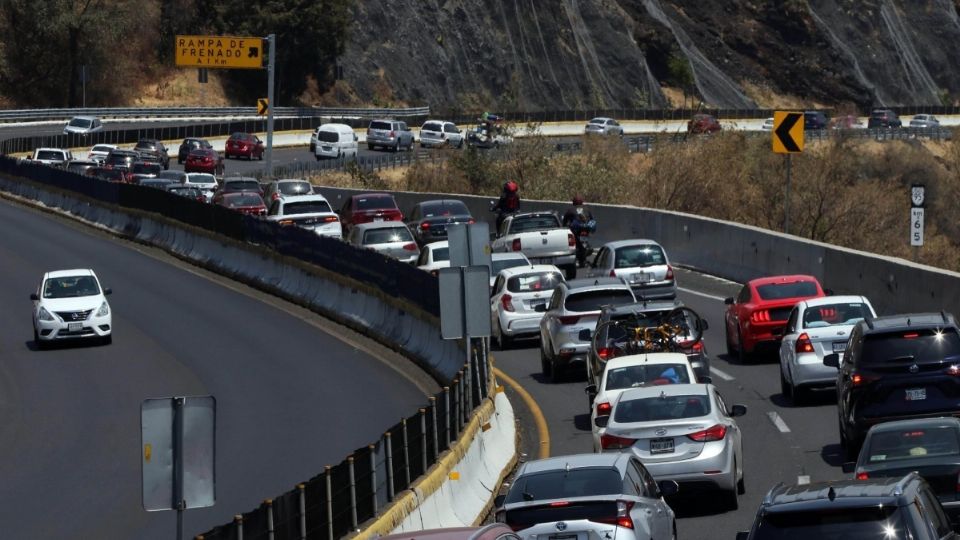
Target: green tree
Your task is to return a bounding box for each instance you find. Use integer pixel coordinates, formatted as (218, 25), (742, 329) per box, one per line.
(666, 53), (695, 108)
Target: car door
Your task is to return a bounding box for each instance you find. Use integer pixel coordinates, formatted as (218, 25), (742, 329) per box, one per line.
(630, 459), (672, 538)
(339, 198), (354, 226)
(727, 285), (751, 344)
(491, 275), (506, 329)
(540, 288), (563, 351)
(406, 204), (421, 239)
(779, 306), (800, 368)
(588, 247), (608, 277)
(714, 389), (742, 466)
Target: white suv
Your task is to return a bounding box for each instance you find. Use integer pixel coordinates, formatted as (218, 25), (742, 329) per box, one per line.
(420, 120), (464, 148)
(31, 269), (113, 347)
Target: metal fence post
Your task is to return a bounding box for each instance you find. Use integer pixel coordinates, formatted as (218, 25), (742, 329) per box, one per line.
(325, 466), (333, 540)
(428, 396), (439, 460)
(459, 371), (467, 428)
(419, 408), (428, 472)
(265, 499), (275, 540)
(369, 444), (378, 515)
(348, 456), (358, 530)
(385, 432), (395, 501)
(298, 484), (307, 540)
(402, 418), (411, 486)
(234, 515), (244, 540)
(443, 387), (451, 447)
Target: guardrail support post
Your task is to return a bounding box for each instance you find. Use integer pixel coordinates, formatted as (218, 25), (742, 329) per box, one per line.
(234, 515), (243, 540)
(325, 466), (333, 540)
(385, 432), (395, 501)
(419, 408), (428, 472)
(369, 444), (378, 515)
(298, 483), (307, 540)
(402, 418), (411, 486)
(265, 499), (275, 540)
(428, 396), (439, 460)
(459, 371), (467, 428)
(348, 456), (358, 530)
(443, 387), (451, 447)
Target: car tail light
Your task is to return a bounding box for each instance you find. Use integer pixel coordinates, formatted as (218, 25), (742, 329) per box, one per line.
(609, 270), (616, 277)
(591, 500), (635, 529)
(903, 332), (920, 339)
(549, 501), (570, 507)
(750, 310), (771, 323)
(597, 347), (618, 361)
(512, 238), (521, 251)
(501, 294), (515, 312)
(467, 219), (476, 224)
(558, 315), (580, 325)
(278, 219), (295, 226)
(851, 372), (879, 387)
(690, 341), (704, 352)
(323, 216), (339, 223)
(568, 232), (575, 247)
(420, 222), (431, 230)
(795, 333), (814, 353)
(600, 433), (636, 450)
(856, 472), (869, 481)
(402, 243), (417, 251)
(687, 424), (727, 442)
(596, 401), (612, 416)
(666, 265), (674, 280)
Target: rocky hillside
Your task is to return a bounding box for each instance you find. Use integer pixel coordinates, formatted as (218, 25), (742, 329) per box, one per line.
(335, 0), (960, 111)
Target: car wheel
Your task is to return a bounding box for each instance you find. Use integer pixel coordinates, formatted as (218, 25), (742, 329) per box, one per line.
(725, 324), (736, 357)
(394, 141), (400, 152)
(840, 417), (858, 461)
(780, 368), (792, 400)
(737, 326), (748, 363)
(102, 335), (112, 346)
(726, 486), (739, 510)
(562, 264), (577, 280)
(540, 346), (552, 378)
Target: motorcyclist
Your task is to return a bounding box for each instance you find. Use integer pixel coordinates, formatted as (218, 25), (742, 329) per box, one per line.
(562, 195), (596, 266)
(491, 180), (520, 230)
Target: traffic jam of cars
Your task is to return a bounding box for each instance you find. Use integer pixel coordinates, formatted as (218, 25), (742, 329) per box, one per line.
(20, 111), (960, 539)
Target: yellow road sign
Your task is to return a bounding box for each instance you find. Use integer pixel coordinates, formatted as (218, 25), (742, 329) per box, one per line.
(175, 35), (263, 69)
(257, 98), (269, 116)
(773, 111), (804, 153)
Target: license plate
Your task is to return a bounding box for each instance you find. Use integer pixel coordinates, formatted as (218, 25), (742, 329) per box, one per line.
(67, 322), (82, 332)
(373, 217), (384, 222)
(530, 301), (546, 310)
(905, 388), (927, 401)
(322, 146), (332, 151)
(832, 341), (846, 352)
(551, 535), (576, 540)
(631, 273), (651, 284)
(650, 437), (674, 454)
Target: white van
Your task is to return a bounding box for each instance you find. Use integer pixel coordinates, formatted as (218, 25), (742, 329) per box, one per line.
(313, 123), (359, 160)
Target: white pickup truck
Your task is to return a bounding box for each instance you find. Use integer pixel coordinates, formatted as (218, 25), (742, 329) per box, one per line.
(492, 211), (577, 278)
(30, 147), (73, 168)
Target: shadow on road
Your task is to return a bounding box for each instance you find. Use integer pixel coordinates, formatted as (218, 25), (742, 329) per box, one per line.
(768, 389), (835, 409)
(573, 413), (592, 432)
(821, 443), (845, 467)
(668, 493), (735, 518)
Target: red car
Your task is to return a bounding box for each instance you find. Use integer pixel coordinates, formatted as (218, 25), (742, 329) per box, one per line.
(184, 148), (224, 175)
(213, 191), (267, 216)
(688, 114), (722, 134)
(225, 132), (264, 160)
(337, 193), (403, 230)
(723, 274), (826, 360)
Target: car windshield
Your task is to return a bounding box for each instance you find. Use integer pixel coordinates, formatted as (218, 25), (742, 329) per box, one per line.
(355, 196), (396, 210)
(363, 227), (413, 244)
(614, 394), (711, 423)
(507, 272), (563, 293)
(510, 215), (561, 233)
(751, 507), (905, 540)
(422, 201), (469, 217)
(756, 281), (819, 300)
(132, 163), (161, 174)
(226, 195), (262, 207)
(431, 247), (450, 262)
(68, 118), (91, 128)
(505, 468), (622, 504)
(862, 329), (960, 364)
(225, 181), (261, 192)
(865, 426), (960, 465)
(803, 302), (872, 328)
(36, 150), (64, 160)
(317, 130), (341, 143)
(278, 182), (312, 195)
(565, 290), (635, 312)
(604, 364), (692, 390)
(43, 275), (100, 298)
(491, 257), (528, 275)
(283, 201), (332, 215)
(615, 245), (666, 268)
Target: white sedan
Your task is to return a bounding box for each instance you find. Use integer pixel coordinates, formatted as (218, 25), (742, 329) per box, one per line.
(589, 352), (698, 451)
(416, 241), (450, 276)
(489, 264), (564, 349)
(87, 144), (118, 163)
(778, 295), (876, 404)
(31, 269), (113, 347)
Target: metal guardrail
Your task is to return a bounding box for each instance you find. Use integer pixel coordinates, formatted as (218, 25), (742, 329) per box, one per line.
(0, 106), (431, 123)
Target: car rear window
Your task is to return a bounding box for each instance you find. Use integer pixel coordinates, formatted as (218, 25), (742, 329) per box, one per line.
(505, 468), (622, 504)
(317, 130), (341, 143)
(615, 245), (666, 268)
(491, 257), (528, 275)
(278, 182), (312, 195)
(132, 163), (162, 174)
(862, 328), (960, 364)
(443, 124), (458, 133)
(803, 302), (872, 328)
(756, 281), (819, 300)
(507, 272), (564, 293)
(510, 215), (561, 233)
(92, 145), (113, 152)
(225, 180), (261, 192)
(614, 394), (710, 422)
(865, 426), (960, 465)
(36, 150), (64, 160)
(565, 289), (635, 312)
(157, 171), (186, 181)
(369, 121), (392, 131)
(751, 507), (904, 539)
(185, 173), (216, 186)
(226, 194), (263, 207)
(363, 227), (412, 244)
(431, 247), (450, 262)
(589, 118), (605, 125)
(355, 196), (397, 210)
(422, 122), (441, 132)
(283, 201), (332, 215)
(605, 364), (692, 390)
(422, 201), (469, 217)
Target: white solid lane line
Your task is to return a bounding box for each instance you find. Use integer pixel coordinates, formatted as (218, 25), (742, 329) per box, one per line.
(767, 411), (792, 433)
(709, 366), (736, 381)
(677, 286), (728, 302)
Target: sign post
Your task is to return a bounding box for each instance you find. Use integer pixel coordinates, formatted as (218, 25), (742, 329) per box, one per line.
(439, 266), (491, 410)
(772, 111), (804, 235)
(265, 34), (276, 178)
(910, 184), (925, 260)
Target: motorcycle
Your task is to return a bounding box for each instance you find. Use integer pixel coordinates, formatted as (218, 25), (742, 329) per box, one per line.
(570, 216), (597, 267)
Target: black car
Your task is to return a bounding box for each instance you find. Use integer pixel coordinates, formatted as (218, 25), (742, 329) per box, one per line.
(868, 108), (903, 129)
(405, 199), (475, 246)
(846, 417), (960, 526)
(134, 139), (170, 169)
(736, 474), (956, 540)
(826, 312), (960, 459)
(103, 149), (140, 171)
(803, 111), (829, 130)
(129, 161), (163, 184)
(178, 138), (213, 164)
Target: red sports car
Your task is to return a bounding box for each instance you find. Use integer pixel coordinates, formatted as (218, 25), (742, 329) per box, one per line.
(184, 148), (224, 175)
(225, 132), (264, 160)
(723, 274), (826, 361)
(214, 191), (267, 217)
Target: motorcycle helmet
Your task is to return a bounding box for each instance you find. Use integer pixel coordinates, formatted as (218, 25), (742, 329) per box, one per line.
(504, 180), (518, 193)
(572, 194), (584, 205)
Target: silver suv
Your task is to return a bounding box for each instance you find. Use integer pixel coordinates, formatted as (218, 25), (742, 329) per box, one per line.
(538, 277), (636, 382)
(367, 119), (414, 152)
(494, 453), (678, 540)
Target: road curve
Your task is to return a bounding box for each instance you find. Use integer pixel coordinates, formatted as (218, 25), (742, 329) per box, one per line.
(0, 198), (434, 539)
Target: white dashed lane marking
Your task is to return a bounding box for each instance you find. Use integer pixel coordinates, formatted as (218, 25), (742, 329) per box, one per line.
(709, 366), (735, 381)
(677, 286), (728, 302)
(767, 411), (792, 433)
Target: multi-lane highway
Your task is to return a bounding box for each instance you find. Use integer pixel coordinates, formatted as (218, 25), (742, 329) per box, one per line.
(0, 197), (437, 539)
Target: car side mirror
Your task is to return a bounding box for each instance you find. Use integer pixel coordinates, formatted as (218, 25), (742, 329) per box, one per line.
(842, 462), (856, 474)
(354, 135), (358, 142)
(771, 327), (783, 338)
(657, 480), (679, 497)
(698, 318), (709, 331)
(584, 384), (597, 395)
(534, 304), (547, 313)
(494, 495), (505, 508)
(736, 533), (750, 540)
(730, 404), (747, 417)
(578, 329), (592, 341)
(823, 353), (840, 368)
(594, 416), (609, 428)
(724, 297), (734, 305)
(30, 293), (38, 301)
(103, 287), (112, 296)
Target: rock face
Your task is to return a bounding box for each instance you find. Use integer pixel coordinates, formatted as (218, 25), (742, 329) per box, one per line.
(338, 0), (960, 110)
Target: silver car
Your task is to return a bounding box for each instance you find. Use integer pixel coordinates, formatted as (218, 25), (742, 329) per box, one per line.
(597, 383), (747, 510)
(539, 277), (636, 382)
(420, 120), (464, 148)
(909, 114), (940, 129)
(584, 117), (623, 136)
(778, 295), (876, 404)
(587, 240), (677, 300)
(367, 119), (415, 152)
(494, 452), (678, 540)
(63, 115), (103, 135)
(348, 222), (420, 264)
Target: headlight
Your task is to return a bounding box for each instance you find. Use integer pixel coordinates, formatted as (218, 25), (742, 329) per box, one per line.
(38, 307), (55, 321)
(96, 301), (110, 317)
